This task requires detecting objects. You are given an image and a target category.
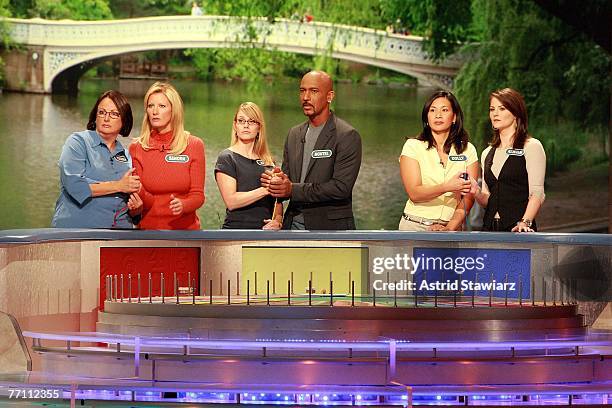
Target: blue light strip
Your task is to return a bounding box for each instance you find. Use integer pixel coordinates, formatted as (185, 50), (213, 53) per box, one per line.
(38, 389), (608, 405)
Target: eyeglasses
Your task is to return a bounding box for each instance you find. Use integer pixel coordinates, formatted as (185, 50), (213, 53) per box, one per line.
(235, 118), (260, 127)
(97, 109), (121, 120)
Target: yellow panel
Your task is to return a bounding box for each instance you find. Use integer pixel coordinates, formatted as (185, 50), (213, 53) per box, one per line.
(242, 247), (368, 296)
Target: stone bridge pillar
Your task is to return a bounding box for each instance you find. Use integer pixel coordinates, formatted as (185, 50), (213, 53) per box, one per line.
(1, 45), (46, 93)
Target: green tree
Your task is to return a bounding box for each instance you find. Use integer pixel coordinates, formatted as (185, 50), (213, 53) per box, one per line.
(380, 0), (473, 59)
(183, 0), (387, 87)
(454, 0), (610, 169)
(0, 0), (13, 85)
(110, 0), (189, 18)
(7, 0), (32, 18)
(32, 0), (113, 20)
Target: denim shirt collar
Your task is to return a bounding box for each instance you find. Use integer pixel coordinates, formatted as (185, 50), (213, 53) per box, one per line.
(86, 130), (126, 154)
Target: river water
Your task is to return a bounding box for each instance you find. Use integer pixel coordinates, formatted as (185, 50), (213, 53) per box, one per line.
(0, 78), (432, 230)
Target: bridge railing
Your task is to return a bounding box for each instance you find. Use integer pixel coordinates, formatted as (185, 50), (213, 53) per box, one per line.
(5, 16), (462, 68)
(3, 16), (464, 91)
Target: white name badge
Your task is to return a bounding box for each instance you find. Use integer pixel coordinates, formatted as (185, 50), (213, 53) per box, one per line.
(506, 149), (524, 156)
(165, 154), (190, 163)
(449, 155), (467, 162)
(311, 149), (332, 159)
(256, 159), (265, 166)
(113, 154), (128, 163)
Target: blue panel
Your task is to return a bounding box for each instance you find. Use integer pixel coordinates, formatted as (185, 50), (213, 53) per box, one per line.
(413, 248), (531, 298)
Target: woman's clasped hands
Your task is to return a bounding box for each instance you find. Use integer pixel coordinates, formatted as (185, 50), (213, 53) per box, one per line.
(117, 168), (141, 193)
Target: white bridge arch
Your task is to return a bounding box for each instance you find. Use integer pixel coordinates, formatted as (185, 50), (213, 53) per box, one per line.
(6, 15), (465, 92)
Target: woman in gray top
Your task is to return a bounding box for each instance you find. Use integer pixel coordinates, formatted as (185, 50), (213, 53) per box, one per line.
(214, 102), (283, 229)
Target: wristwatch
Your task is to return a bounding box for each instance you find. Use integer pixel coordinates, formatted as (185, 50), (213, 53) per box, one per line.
(518, 218), (532, 227)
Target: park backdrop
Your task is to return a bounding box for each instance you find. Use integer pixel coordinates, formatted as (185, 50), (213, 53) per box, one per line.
(0, 0), (609, 231)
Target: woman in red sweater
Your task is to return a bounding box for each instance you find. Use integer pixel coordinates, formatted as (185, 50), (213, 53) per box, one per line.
(128, 82), (205, 229)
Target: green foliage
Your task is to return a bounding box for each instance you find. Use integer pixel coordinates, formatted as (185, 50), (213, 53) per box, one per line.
(185, 47), (312, 91)
(0, 1), (10, 41)
(0, 0), (12, 84)
(534, 123), (609, 173)
(534, 122), (582, 173)
(0, 0), (10, 16)
(309, 0), (384, 28)
(380, 0), (473, 59)
(2, 0), (607, 175)
(207, 0), (282, 18)
(110, 0), (390, 30)
(7, 0), (31, 17)
(109, 0), (187, 18)
(454, 0), (611, 170)
(110, 0), (290, 19)
(32, 0), (113, 20)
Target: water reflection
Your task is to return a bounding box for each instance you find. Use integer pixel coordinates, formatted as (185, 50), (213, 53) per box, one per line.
(0, 78), (429, 229)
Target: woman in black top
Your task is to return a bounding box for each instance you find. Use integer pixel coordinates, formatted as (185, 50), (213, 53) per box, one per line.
(471, 88), (546, 232)
(215, 102), (283, 229)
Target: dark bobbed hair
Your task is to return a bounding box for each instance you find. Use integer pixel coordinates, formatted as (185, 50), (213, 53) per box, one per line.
(489, 88), (529, 149)
(87, 90), (133, 137)
(416, 90), (469, 154)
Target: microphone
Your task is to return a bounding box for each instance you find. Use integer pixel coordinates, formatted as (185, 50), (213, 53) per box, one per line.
(461, 162), (468, 180)
(460, 164), (469, 196)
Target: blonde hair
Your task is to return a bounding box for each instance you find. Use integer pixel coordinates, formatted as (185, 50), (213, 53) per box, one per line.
(136, 82), (190, 155)
(231, 102), (273, 166)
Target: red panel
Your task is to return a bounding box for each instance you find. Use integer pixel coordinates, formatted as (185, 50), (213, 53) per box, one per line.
(99, 247), (200, 311)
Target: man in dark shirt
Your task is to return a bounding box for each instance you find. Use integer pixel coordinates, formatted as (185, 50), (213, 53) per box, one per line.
(261, 70), (362, 230)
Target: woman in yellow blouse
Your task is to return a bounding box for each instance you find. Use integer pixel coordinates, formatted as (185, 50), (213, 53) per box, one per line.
(399, 90), (479, 231)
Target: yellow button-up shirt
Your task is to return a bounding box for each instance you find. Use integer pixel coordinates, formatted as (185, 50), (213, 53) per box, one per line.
(400, 138), (478, 221)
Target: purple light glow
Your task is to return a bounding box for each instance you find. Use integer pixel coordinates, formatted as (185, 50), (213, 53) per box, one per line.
(2, 387), (610, 405)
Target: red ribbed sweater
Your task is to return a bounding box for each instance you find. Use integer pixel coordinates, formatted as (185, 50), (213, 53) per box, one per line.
(129, 130), (205, 230)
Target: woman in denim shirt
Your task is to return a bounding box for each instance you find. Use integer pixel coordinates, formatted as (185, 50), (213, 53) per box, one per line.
(51, 90), (141, 228)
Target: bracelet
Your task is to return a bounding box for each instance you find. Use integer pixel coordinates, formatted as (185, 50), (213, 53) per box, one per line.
(517, 219), (532, 227)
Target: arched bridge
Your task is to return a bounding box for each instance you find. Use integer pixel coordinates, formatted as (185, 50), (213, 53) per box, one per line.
(4, 15), (465, 93)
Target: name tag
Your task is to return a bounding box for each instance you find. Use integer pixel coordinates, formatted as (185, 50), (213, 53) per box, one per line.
(256, 159), (265, 166)
(506, 149), (524, 156)
(311, 149), (332, 159)
(113, 152), (128, 162)
(165, 154), (190, 163)
(449, 155), (467, 162)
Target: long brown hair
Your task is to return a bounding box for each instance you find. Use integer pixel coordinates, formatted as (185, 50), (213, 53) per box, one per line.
(490, 88), (529, 149)
(416, 90), (469, 154)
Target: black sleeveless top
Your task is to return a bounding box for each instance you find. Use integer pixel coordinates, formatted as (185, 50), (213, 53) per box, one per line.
(482, 147), (537, 231)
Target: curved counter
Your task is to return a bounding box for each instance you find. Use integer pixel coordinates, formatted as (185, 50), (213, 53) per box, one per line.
(0, 229), (610, 325)
(0, 229), (611, 406)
